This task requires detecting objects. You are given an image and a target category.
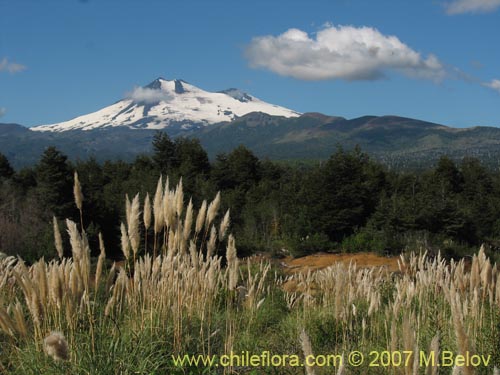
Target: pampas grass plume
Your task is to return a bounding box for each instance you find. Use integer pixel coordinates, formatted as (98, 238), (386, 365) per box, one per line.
(299, 328), (316, 375)
(73, 171), (83, 211)
(127, 193), (141, 257)
(53, 216), (64, 259)
(219, 209), (230, 239)
(153, 176), (164, 233)
(143, 192), (152, 230)
(120, 223), (130, 260)
(95, 233), (106, 288)
(183, 198), (193, 241)
(195, 200), (207, 234)
(43, 331), (69, 361)
(206, 192), (221, 227)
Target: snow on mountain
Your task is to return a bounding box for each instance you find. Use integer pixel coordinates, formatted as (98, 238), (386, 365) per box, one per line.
(32, 78), (301, 132)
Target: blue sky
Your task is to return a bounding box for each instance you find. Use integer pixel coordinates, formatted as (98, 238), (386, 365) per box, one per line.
(0, 0), (499, 127)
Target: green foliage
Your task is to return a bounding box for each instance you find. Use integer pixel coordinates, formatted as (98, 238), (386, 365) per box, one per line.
(0, 152), (14, 180)
(288, 233), (333, 257)
(152, 131), (177, 173)
(4, 139), (500, 260)
(341, 229), (387, 254)
(35, 146), (73, 218)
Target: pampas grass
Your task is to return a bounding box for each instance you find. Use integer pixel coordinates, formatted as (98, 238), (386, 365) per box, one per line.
(299, 328), (316, 375)
(120, 222), (130, 261)
(53, 216), (63, 259)
(73, 171), (84, 231)
(1, 174), (499, 374)
(43, 331), (69, 361)
(127, 193), (141, 263)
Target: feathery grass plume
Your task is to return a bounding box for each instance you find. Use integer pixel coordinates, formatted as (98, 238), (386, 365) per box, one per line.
(183, 198), (193, 241)
(402, 314), (418, 375)
(105, 262), (117, 292)
(162, 188), (171, 229)
(95, 233), (106, 289)
(120, 223), (130, 260)
(53, 216), (64, 259)
(164, 189), (176, 230)
(66, 219), (82, 259)
(143, 192), (152, 254)
(426, 333), (440, 375)
(175, 178), (184, 217)
(206, 191), (221, 227)
(195, 200), (207, 234)
(206, 225), (217, 259)
(470, 255), (480, 292)
(73, 171), (84, 230)
(451, 294), (474, 375)
(493, 367), (499, 375)
(299, 328), (316, 375)
(143, 192), (152, 230)
(127, 193), (141, 260)
(12, 301), (27, 338)
(125, 194), (131, 228)
(0, 307), (16, 337)
(43, 331), (69, 361)
(73, 171), (83, 209)
(226, 234), (238, 291)
(153, 176), (164, 233)
(481, 258), (492, 290)
(219, 209), (230, 239)
(49, 266), (63, 309)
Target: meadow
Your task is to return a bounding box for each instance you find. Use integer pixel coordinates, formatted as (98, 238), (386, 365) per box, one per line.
(0, 175), (499, 374)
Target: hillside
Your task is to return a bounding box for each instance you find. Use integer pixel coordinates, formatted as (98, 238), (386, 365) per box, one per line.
(3, 112), (500, 169)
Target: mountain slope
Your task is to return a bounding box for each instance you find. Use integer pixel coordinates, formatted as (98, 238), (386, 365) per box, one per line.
(192, 113), (500, 166)
(3, 113), (500, 169)
(32, 78), (300, 133)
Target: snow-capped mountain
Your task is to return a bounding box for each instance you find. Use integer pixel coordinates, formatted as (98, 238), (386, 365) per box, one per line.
(32, 78), (300, 132)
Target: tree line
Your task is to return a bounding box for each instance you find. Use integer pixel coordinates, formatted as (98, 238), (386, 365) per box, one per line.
(1, 133), (500, 262)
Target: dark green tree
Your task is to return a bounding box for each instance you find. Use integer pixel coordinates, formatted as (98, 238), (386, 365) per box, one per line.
(35, 147), (73, 218)
(212, 145), (260, 191)
(0, 152), (14, 180)
(303, 147), (385, 242)
(174, 138), (210, 179)
(152, 132), (177, 174)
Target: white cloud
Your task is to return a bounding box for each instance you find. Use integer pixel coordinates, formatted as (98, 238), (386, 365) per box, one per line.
(0, 108), (5, 118)
(245, 25), (446, 82)
(126, 87), (173, 104)
(483, 79), (500, 93)
(0, 58), (26, 73)
(445, 0), (500, 14)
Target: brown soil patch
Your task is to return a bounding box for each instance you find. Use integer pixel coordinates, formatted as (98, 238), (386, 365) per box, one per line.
(280, 252), (401, 274)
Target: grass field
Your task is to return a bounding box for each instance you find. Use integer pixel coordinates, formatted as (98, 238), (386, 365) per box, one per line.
(0, 176), (499, 374)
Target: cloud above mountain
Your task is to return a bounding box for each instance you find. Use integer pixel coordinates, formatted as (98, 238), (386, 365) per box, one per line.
(126, 86), (173, 104)
(245, 25), (446, 82)
(0, 58), (26, 74)
(445, 0), (500, 14)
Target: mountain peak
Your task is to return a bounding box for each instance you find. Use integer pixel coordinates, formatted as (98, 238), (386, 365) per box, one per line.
(32, 78), (300, 133)
(144, 77), (164, 90)
(174, 79), (186, 94)
(145, 77), (188, 91)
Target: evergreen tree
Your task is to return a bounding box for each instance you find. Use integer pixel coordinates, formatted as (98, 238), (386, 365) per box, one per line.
(35, 147), (73, 218)
(0, 152), (14, 180)
(152, 132), (177, 173)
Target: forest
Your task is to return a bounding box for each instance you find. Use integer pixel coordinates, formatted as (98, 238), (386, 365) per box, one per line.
(1, 132), (500, 263)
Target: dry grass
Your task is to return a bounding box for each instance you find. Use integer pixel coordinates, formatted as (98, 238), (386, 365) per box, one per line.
(0, 175), (499, 374)
(281, 251), (401, 274)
